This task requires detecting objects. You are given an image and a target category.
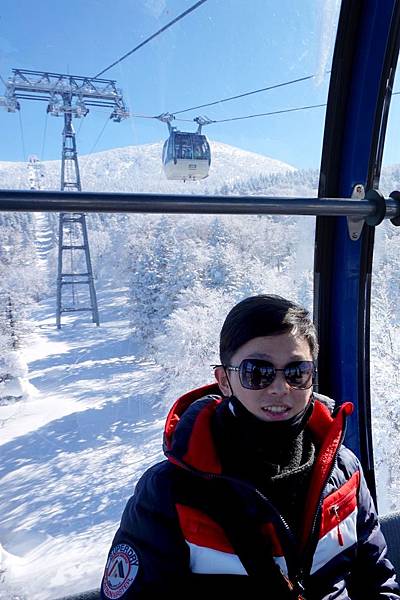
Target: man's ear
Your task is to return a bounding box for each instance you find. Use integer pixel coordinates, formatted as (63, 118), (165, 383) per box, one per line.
(214, 366), (231, 397)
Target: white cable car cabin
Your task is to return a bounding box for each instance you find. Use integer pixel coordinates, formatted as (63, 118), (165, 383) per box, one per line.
(162, 130), (211, 181)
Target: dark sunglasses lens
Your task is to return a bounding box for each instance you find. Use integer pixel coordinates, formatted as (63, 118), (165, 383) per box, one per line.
(239, 359), (275, 389)
(284, 361), (314, 388)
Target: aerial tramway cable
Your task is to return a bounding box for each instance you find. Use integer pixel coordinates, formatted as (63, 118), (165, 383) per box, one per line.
(127, 68), (331, 125)
(88, 116), (110, 155)
(208, 102), (327, 124)
(93, 0), (208, 78)
(131, 100), (328, 126)
(40, 113), (50, 163)
(170, 73), (323, 116)
(18, 111), (27, 162)
(76, 118), (85, 138)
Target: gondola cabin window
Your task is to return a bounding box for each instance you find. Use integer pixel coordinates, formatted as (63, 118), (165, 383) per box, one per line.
(370, 61), (400, 515)
(0, 1), (341, 598)
(162, 131), (211, 180)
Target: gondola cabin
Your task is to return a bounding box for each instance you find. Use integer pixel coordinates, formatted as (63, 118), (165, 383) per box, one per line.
(162, 130), (211, 181)
(3, 1), (400, 599)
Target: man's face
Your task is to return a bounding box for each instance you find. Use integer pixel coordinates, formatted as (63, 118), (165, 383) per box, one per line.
(215, 332), (313, 422)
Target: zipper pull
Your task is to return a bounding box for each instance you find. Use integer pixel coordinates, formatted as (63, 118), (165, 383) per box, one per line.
(330, 505), (344, 546)
(289, 569), (306, 600)
(294, 581), (306, 599)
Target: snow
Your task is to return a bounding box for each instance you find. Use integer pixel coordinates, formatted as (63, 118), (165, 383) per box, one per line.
(0, 282), (166, 600)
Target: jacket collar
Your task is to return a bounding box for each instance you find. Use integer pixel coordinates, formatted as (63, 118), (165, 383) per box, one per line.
(164, 384), (353, 480)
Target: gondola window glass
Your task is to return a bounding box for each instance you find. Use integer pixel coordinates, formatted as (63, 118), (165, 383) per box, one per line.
(0, 1), (340, 598)
(371, 63), (400, 515)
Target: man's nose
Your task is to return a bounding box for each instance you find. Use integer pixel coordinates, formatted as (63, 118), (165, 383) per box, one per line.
(267, 370), (290, 393)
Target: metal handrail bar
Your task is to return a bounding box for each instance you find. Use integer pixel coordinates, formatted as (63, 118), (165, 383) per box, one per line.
(0, 189), (398, 220)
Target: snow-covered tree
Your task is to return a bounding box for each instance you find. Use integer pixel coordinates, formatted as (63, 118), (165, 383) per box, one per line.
(0, 220), (44, 402)
(128, 215), (211, 350)
(205, 217), (233, 289)
(154, 282), (228, 405)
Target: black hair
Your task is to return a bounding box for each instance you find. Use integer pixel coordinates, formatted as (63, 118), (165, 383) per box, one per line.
(219, 294), (318, 364)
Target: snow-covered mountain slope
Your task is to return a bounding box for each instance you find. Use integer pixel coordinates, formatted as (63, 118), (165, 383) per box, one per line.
(0, 140), (295, 193)
(0, 282), (166, 600)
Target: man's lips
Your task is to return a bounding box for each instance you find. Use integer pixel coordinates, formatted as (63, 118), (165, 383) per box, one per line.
(261, 404), (292, 414)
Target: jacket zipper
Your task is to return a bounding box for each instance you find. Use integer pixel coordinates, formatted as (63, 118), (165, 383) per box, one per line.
(296, 415), (348, 586)
(167, 410), (348, 599)
(166, 452), (300, 576)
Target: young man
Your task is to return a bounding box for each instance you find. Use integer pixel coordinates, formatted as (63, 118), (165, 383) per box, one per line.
(101, 294), (399, 599)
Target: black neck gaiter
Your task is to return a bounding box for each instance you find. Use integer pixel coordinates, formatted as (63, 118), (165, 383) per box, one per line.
(227, 394), (315, 445)
(212, 394), (315, 475)
(212, 395), (316, 535)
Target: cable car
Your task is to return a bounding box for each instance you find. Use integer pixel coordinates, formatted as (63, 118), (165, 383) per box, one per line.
(162, 129), (211, 181)
(160, 115), (211, 181)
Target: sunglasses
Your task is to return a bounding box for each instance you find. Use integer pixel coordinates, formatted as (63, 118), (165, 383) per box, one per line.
(215, 358), (316, 390)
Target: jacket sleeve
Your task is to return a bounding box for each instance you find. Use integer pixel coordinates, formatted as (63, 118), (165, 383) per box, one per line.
(100, 461), (190, 599)
(350, 460), (400, 598)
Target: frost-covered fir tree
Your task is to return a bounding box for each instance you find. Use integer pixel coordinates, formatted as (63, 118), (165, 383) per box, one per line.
(0, 216), (45, 400)
(154, 282), (228, 405)
(128, 216), (178, 347)
(205, 217), (232, 289)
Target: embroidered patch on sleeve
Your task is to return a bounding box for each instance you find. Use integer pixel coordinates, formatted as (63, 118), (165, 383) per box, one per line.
(102, 544), (139, 599)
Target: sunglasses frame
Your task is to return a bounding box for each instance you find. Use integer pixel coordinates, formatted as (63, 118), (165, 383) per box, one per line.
(213, 359), (316, 390)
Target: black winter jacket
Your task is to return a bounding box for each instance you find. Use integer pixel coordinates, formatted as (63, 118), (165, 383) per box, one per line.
(100, 384), (399, 599)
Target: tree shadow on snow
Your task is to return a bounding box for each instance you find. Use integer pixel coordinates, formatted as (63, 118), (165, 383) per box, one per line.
(0, 383), (167, 551)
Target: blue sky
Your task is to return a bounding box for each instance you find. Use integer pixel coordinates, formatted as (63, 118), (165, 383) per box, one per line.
(0, 0), (346, 168)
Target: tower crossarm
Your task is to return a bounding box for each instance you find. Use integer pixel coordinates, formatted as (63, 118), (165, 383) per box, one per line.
(3, 69), (129, 119)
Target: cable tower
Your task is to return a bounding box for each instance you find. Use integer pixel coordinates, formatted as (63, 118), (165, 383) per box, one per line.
(1, 69), (129, 328)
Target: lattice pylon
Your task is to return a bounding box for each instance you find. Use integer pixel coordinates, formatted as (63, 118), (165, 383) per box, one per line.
(56, 105), (99, 329)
